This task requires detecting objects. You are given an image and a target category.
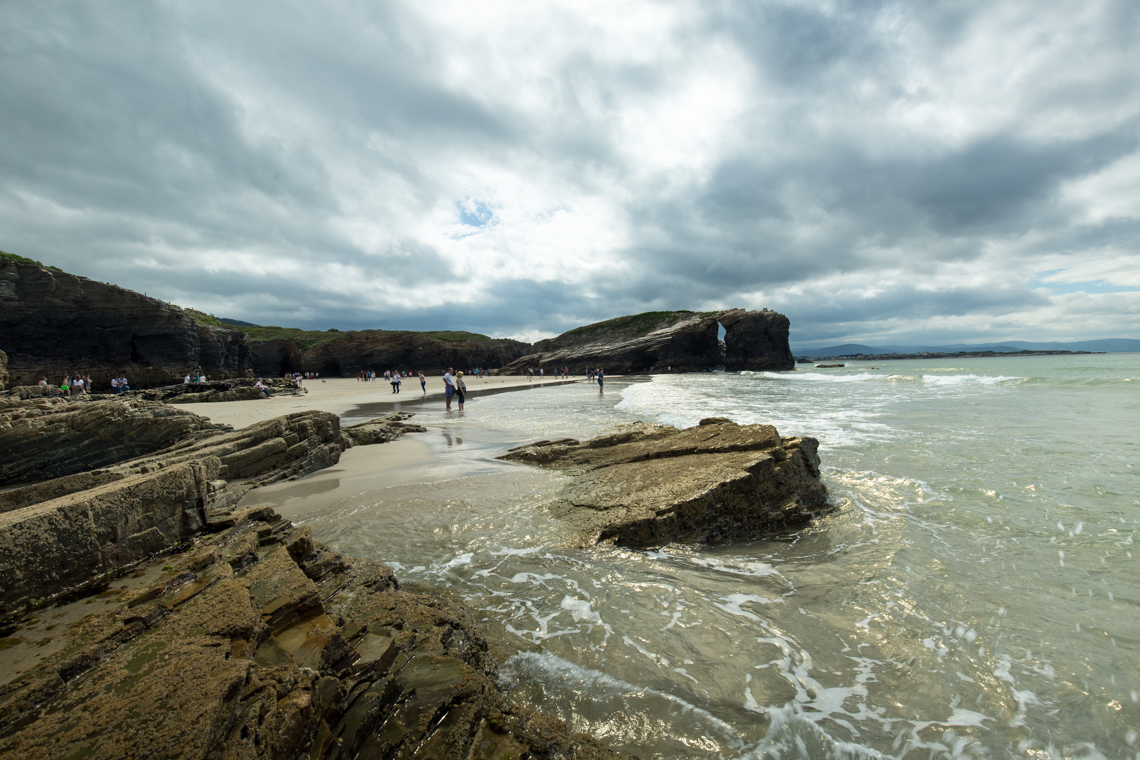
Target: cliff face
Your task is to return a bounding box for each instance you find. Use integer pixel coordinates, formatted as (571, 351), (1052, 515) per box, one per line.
(0, 259), (251, 387)
(0, 349), (7, 391)
(499, 308), (794, 374)
(249, 331), (532, 377)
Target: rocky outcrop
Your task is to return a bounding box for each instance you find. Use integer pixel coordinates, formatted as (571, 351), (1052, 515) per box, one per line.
(0, 257), (251, 388)
(0, 397), (228, 487)
(501, 418), (829, 546)
(0, 399), (425, 610)
(131, 378), (308, 404)
(498, 308), (793, 374)
(250, 331), (532, 377)
(0, 348), (7, 391)
(0, 506), (630, 760)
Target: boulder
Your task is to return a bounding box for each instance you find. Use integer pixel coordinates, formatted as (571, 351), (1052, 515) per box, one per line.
(0, 508), (632, 760)
(501, 418), (830, 546)
(498, 308), (794, 374)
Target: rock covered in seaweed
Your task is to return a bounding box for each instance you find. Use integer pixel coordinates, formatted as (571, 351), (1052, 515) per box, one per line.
(501, 418), (829, 546)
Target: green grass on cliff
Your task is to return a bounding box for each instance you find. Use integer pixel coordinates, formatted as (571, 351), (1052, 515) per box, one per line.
(183, 312), (518, 349)
(0, 250), (61, 271)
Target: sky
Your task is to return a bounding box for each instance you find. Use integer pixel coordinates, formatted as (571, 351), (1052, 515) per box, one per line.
(2, 1), (1138, 348)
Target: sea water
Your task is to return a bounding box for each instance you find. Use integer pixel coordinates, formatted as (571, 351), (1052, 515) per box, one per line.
(271, 355), (1140, 759)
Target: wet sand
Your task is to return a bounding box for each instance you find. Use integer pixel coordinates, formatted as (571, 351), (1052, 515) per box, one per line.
(179, 375), (577, 428)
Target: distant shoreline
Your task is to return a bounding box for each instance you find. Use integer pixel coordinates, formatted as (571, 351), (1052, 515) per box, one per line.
(795, 349), (1101, 363)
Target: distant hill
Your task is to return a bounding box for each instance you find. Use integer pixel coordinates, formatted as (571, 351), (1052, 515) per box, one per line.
(793, 338), (1140, 357)
(219, 317), (259, 328)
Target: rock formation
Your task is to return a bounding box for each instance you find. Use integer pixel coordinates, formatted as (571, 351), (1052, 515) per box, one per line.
(0, 396), (229, 487)
(0, 394), (627, 759)
(498, 308), (793, 374)
(0, 506), (630, 760)
(0, 400), (425, 609)
(0, 257), (251, 388)
(0, 348), (7, 391)
(501, 417), (829, 546)
(249, 331), (532, 378)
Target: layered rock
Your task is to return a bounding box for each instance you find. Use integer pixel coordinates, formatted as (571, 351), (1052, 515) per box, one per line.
(0, 257), (251, 387)
(0, 396), (228, 486)
(0, 506), (629, 760)
(501, 418), (829, 546)
(0, 348), (7, 391)
(0, 400), (424, 609)
(498, 308), (794, 374)
(249, 331), (532, 378)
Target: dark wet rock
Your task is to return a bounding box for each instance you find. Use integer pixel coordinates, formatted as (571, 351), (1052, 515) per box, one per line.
(0, 508), (632, 760)
(341, 411), (427, 447)
(0, 348), (6, 391)
(0, 257), (251, 388)
(501, 418), (829, 547)
(0, 396), (228, 486)
(499, 307), (793, 374)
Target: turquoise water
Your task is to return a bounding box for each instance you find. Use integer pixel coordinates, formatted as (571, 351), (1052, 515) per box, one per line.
(278, 355), (1140, 758)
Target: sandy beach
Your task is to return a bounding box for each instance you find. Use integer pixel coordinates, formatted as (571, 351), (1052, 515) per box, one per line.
(178, 374), (579, 428)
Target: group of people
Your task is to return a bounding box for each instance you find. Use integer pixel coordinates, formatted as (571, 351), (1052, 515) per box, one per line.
(41, 374), (133, 396)
(45, 373), (96, 396)
(525, 366), (575, 380)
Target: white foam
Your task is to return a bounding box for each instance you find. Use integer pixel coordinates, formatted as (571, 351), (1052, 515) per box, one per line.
(921, 374), (1025, 386)
(715, 593), (775, 621)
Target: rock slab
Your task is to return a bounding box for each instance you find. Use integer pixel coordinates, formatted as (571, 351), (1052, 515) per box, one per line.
(501, 418), (829, 546)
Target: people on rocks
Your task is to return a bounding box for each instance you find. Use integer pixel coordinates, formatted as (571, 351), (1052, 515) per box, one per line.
(254, 378), (270, 398)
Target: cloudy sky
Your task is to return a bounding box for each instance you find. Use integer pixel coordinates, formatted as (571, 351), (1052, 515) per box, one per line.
(2, 1), (1138, 347)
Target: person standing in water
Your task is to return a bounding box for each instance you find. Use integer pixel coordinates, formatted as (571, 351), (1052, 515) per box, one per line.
(455, 371), (467, 410)
(443, 368), (456, 410)
(597, 368), (604, 393)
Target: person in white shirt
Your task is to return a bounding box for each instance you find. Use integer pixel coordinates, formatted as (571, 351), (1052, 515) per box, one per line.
(442, 368), (456, 410)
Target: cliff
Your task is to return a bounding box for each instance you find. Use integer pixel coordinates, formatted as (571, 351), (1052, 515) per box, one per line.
(247, 329), (532, 377)
(0, 255), (251, 388)
(499, 307), (793, 373)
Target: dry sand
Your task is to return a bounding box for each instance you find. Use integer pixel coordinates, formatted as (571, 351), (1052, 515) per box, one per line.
(178, 375), (576, 429)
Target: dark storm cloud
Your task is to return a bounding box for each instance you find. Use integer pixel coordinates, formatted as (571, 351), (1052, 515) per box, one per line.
(0, 0), (1137, 345)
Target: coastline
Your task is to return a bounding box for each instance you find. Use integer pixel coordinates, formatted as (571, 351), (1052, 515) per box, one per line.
(178, 374), (580, 428)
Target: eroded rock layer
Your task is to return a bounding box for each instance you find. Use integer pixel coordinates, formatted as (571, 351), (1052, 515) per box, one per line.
(0, 258), (251, 388)
(0, 507), (630, 760)
(501, 418), (829, 546)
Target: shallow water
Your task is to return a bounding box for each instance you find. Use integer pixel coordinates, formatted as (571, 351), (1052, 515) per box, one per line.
(264, 356), (1140, 759)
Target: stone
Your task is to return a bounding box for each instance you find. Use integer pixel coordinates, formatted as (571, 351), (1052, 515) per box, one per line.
(499, 307), (794, 374)
(0, 509), (634, 760)
(0, 396), (228, 486)
(0, 404), (425, 612)
(501, 418), (830, 546)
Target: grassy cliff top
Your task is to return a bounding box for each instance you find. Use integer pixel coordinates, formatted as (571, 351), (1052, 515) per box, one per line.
(538, 310), (718, 350)
(0, 250), (61, 271)
(184, 310), (522, 350)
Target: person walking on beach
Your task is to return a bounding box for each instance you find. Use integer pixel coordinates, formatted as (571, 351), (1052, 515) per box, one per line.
(443, 368), (456, 410)
(419, 371), (426, 393)
(392, 372), (401, 393)
(455, 371), (467, 410)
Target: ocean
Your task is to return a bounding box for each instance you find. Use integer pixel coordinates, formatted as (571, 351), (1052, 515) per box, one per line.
(263, 354), (1140, 759)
